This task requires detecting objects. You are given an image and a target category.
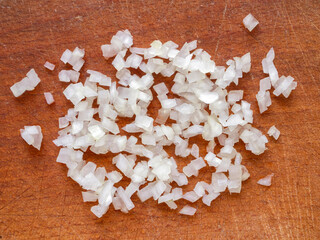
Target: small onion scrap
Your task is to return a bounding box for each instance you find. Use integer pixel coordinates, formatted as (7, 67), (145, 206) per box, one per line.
(44, 61), (55, 71)
(257, 173), (274, 186)
(243, 13), (259, 32)
(268, 125), (280, 140)
(44, 92), (55, 105)
(179, 205), (197, 216)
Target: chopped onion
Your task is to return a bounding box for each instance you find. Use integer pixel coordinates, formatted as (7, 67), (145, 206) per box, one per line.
(257, 173), (274, 186)
(191, 144), (199, 158)
(259, 77), (271, 92)
(82, 191), (98, 202)
(256, 90), (271, 114)
(10, 69), (41, 97)
(45, 29), (296, 218)
(228, 90), (243, 104)
(91, 204), (109, 218)
(202, 192), (220, 206)
(243, 13), (259, 32)
(59, 70), (80, 83)
(65, 47), (85, 71)
(44, 92), (54, 105)
(20, 125), (43, 150)
(273, 75), (297, 98)
(179, 205), (196, 216)
(267, 125), (280, 140)
(60, 49), (72, 64)
(117, 186), (135, 210)
(44, 61), (55, 71)
(183, 191), (201, 202)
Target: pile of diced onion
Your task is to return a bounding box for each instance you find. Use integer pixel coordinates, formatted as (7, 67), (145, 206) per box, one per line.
(11, 23), (297, 217)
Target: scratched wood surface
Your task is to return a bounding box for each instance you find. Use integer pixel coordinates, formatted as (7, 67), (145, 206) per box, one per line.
(0, 0), (319, 239)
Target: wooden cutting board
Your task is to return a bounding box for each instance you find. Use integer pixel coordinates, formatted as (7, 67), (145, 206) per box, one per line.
(0, 0), (319, 239)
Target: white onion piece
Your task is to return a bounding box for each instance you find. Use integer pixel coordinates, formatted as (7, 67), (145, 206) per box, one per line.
(98, 181), (114, 206)
(241, 165), (250, 181)
(241, 52), (251, 73)
(267, 125), (280, 140)
(260, 77), (271, 92)
(44, 61), (55, 71)
(102, 118), (119, 134)
(20, 125), (43, 150)
(107, 171), (123, 183)
(88, 125), (105, 140)
(87, 70), (111, 86)
(216, 158), (231, 172)
(158, 193), (173, 203)
(44, 92), (54, 105)
(202, 192), (220, 206)
(273, 76), (297, 98)
(59, 70), (80, 83)
(172, 188), (183, 201)
(152, 181), (167, 200)
(113, 154), (133, 178)
(101, 29), (133, 59)
(194, 182), (205, 197)
(125, 53), (143, 69)
(262, 48), (281, 86)
(137, 182), (155, 202)
(10, 69), (41, 97)
(191, 144), (199, 158)
(135, 115), (154, 132)
(191, 158), (206, 171)
(117, 186), (135, 211)
(161, 99), (177, 109)
(125, 182), (139, 198)
(153, 82), (169, 95)
(198, 92), (219, 104)
(166, 200), (178, 209)
(256, 90), (271, 114)
(60, 49), (72, 64)
(179, 205), (196, 216)
(212, 172), (228, 192)
(91, 204), (109, 218)
(228, 90), (243, 104)
(243, 13), (259, 32)
(61, 47), (85, 71)
(58, 117), (69, 129)
(130, 47), (145, 55)
(228, 164), (242, 193)
(82, 191), (98, 202)
(205, 152), (221, 167)
(183, 191), (200, 203)
(257, 173), (274, 186)
(183, 125), (203, 138)
(240, 127), (268, 155)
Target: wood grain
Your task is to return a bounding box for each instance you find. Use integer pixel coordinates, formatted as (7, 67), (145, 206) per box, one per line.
(0, 0), (319, 239)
